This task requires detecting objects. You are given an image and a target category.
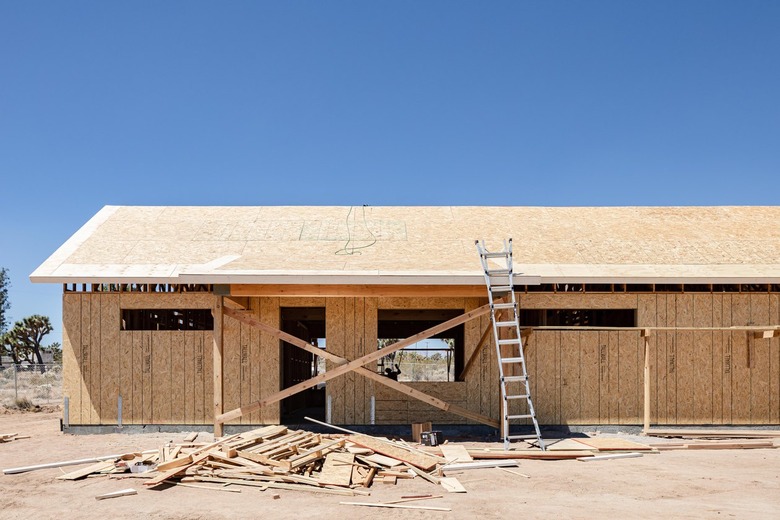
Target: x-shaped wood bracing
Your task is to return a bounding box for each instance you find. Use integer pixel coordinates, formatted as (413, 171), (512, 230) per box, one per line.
(217, 305), (498, 428)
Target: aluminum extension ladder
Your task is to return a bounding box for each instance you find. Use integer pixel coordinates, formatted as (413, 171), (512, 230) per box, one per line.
(476, 239), (545, 451)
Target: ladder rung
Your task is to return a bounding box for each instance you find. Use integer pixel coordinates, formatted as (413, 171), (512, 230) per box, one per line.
(486, 269), (510, 275)
(492, 303), (515, 310)
(500, 357), (525, 364)
(495, 321), (516, 327)
(507, 434), (539, 440)
(502, 375), (528, 383)
(505, 394), (529, 400)
(506, 414), (534, 420)
(497, 338), (521, 345)
(490, 285), (512, 292)
(481, 251), (510, 259)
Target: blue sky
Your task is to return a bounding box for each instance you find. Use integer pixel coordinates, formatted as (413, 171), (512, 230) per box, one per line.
(1, 1), (778, 344)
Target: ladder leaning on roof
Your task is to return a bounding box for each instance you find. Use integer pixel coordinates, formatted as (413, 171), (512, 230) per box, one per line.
(475, 238), (545, 451)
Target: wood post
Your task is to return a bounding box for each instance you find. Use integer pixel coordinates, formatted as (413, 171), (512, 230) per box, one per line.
(642, 329), (651, 433)
(213, 296), (224, 437)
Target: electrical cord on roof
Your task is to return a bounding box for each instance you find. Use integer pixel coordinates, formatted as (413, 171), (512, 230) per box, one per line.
(335, 204), (377, 255)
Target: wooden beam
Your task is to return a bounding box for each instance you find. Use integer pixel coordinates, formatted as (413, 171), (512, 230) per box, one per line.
(217, 303), (492, 424)
(230, 284), (486, 297)
(753, 329), (780, 339)
(223, 296), (250, 310)
(212, 296), (224, 437)
(223, 305), (499, 428)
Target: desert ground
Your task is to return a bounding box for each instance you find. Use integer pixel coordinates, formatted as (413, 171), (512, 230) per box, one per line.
(1, 409), (778, 520)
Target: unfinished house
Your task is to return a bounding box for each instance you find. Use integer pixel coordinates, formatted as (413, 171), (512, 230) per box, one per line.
(31, 206), (780, 434)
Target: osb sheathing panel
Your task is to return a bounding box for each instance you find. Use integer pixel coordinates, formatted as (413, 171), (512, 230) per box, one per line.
(37, 205), (780, 283)
(61, 293), (780, 426)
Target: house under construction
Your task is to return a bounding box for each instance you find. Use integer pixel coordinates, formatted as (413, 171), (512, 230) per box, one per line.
(31, 206), (780, 434)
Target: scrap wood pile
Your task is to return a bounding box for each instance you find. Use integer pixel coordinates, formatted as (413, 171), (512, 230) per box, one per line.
(3, 425), (450, 497)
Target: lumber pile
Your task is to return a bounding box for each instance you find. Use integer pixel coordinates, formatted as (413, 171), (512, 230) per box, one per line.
(4, 425), (448, 496)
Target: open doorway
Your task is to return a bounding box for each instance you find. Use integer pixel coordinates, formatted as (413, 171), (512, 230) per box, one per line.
(280, 307), (326, 423)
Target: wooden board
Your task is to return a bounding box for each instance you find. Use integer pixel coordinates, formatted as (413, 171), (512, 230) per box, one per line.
(362, 454), (404, 467)
(545, 438), (597, 452)
(317, 452), (354, 486)
(347, 433), (443, 471)
(439, 444), (473, 463)
(574, 437), (654, 451)
(439, 476), (467, 493)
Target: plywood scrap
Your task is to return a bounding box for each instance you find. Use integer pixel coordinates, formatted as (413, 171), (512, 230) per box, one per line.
(58, 461), (117, 481)
(439, 444), (472, 463)
(545, 438), (598, 451)
(362, 453), (404, 468)
(318, 452), (354, 486)
(439, 476), (467, 493)
(95, 488), (137, 500)
(183, 432), (199, 442)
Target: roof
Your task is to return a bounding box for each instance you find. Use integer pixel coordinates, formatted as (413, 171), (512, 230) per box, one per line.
(30, 205), (780, 285)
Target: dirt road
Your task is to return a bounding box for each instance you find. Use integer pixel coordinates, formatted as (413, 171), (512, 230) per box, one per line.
(1, 410), (778, 519)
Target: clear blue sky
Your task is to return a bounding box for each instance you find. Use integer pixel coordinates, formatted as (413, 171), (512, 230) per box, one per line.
(1, 1), (778, 344)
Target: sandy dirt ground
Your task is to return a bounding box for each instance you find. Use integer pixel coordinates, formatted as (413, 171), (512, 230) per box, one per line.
(1, 410), (779, 520)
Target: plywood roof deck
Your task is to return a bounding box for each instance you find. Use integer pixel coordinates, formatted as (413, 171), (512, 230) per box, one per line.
(31, 205), (780, 284)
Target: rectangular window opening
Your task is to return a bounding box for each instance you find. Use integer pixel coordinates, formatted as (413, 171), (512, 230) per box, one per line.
(377, 309), (464, 382)
(121, 309), (214, 331)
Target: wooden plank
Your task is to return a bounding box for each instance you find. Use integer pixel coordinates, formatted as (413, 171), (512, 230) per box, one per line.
(693, 294), (713, 424)
(575, 438), (654, 451)
(655, 296), (668, 425)
(560, 332), (580, 425)
(577, 453), (643, 462)
(232, 284), (485, 297)
(57, 461), (116, 480)
(363, 453), (404, 467)
(101, 294), (120, 424)
(318, 452), (354, 486)
(442, 460), (519, 471)
(580, 332), (599, 423)
(439, 444), (473, 463)
(213, 297), (223, 435)
(347, 433), (443, 471)
(95, 489), (138, 500)
(218, 303), (492, 424)
(62, 294), (81, 425)
(750, 294), (770, 423)
(439, 476), (467, 493)
(339, 502), (451, 511)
